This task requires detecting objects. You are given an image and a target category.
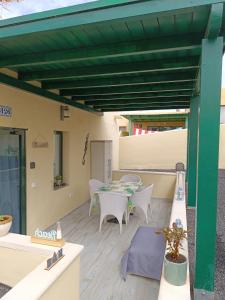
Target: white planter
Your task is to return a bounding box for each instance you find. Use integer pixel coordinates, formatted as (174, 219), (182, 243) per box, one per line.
(0, 216), (12, 237)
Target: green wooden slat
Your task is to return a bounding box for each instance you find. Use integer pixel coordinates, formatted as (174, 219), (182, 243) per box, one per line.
(0, 0), (223, 39)
(61, 82), (194, 96)
(88, 99), (189, 107)
(205, 3), (223, 38)
(124, 113), (187, 122)
(18, 56), (199, 81)
(0, 34), (201, 68)
(93, 101), (189, 107)
(42, 72), (196, 90)
(187, 96), (199, 207)
(194, 37), (223, 295)
(125, 19), (146, 39)
(157, 14), (175, 35)
(175, 12), (193, 34)
(73, 91), (191, 101)
(0, 72), (99, 114)
(100, 103), (190, 111)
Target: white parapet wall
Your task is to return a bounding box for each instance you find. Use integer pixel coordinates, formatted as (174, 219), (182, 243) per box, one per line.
(0, 233), (83, 300)
(158, 171), (190, 300)
(119, 125), (225, 170)
(112, 170), (176, 200)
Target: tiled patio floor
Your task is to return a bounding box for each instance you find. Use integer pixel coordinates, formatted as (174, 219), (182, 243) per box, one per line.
(49, 198), (171, 300)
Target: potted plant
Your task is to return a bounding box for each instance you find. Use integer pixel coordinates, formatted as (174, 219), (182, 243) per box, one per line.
(0, 215), (13, 237)
(157, 222), (188, 286)
(55, 175), (63, 187)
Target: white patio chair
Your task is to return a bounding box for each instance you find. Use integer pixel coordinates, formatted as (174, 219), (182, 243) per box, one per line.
(130, 184), (154, 224)
(120, 174), (141, 183)
(98, 192), (128, 234)
(89, 179), (104, 216)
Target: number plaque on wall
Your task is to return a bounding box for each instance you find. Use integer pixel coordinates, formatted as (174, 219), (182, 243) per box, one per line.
(0, 105), (12, 117)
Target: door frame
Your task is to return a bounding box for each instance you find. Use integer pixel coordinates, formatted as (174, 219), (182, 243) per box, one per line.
(0, 127), (27, 234)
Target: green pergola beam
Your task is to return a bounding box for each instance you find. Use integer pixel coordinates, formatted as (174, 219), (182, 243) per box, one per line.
(18, 57), (199, 81)
(0, 0), (224, 39)
(123, 113), (188, 122)
(61, 82), (194, 96)
(0, 72), (99, 114)
(42, 72), (196, 90)
(187, 96), (199, 207)
(100, 104), (189, 112)
(205, 3), (223, 38)
(88, 100), (189, 107)
(94, 101), (189, 109)
(0, 34), (201, 68)
(73, 91), (191, 101)
(194, 37), (223, 296)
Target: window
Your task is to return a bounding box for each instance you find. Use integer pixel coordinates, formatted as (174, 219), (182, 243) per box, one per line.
(54, 131), (63, 188)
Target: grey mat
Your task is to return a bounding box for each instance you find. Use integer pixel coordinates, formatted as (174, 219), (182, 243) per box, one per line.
(121, 226), (166, 281)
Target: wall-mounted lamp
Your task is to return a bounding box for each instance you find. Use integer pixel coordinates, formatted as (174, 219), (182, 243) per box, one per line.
(60, 105), (70, 121)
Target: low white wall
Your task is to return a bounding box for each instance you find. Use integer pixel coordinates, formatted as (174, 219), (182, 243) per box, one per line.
(39, 257), (80, 300)
(113, 170), (176, 200)
(119, 125), (225, 170)
(0, 233), (83, 300)
(0, 247), (47, 287)
(158, 172), (190, 300)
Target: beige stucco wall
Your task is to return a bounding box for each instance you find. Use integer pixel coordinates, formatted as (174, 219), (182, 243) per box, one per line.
(221, 88), (225, 105)
(113, 170), (176, 200)
(0, 84), (120, 234)
(119, 129), (187, 170)
(119, 125), (225, 170)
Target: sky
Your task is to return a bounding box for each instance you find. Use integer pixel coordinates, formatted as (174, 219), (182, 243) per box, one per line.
(0, 0), (225, 88)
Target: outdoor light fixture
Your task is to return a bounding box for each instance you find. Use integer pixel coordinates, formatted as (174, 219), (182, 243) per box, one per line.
(60, 105), (70, 120)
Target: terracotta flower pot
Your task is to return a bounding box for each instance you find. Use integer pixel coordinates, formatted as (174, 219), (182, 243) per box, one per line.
(0, 215), (13, 237)
(164, 253), (187, 286)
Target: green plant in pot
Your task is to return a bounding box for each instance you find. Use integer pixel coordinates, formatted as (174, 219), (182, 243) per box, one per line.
(157, 222), (188, 286)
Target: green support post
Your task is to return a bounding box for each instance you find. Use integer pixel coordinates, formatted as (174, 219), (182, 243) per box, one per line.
(128, 118), (133, 136)
(186, 114), (190, 183)
(194, 37), (223, 299)
(187, 97), (199, 207)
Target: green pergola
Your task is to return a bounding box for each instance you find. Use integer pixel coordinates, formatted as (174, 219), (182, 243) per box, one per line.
(122, 113), (188, 134)
(0, 0), (224, 298)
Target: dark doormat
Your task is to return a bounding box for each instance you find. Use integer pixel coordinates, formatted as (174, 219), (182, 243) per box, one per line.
(107, 217), (126, 224)
(0, 283), (11, 298)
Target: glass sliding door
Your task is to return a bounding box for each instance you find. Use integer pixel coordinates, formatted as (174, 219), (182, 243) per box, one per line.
(0, 128), (26, 234)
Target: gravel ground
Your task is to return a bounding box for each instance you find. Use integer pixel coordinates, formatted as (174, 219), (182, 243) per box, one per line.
(187, 169), (225, 300)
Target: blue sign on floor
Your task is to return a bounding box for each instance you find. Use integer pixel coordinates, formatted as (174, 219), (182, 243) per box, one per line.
(0, 105), (12, 117)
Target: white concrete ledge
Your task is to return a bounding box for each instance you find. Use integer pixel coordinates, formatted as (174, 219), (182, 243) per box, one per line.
(0, 233), (83, 300)
(158, 172), (191, 300)
(113, 169), (176, 176)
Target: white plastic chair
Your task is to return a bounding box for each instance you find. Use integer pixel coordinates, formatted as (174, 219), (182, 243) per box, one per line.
(130, 184), (154, 224)
(98, 192), (128, 234)
(120, 174), (141, 183)
(89, 179), (104, 216)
